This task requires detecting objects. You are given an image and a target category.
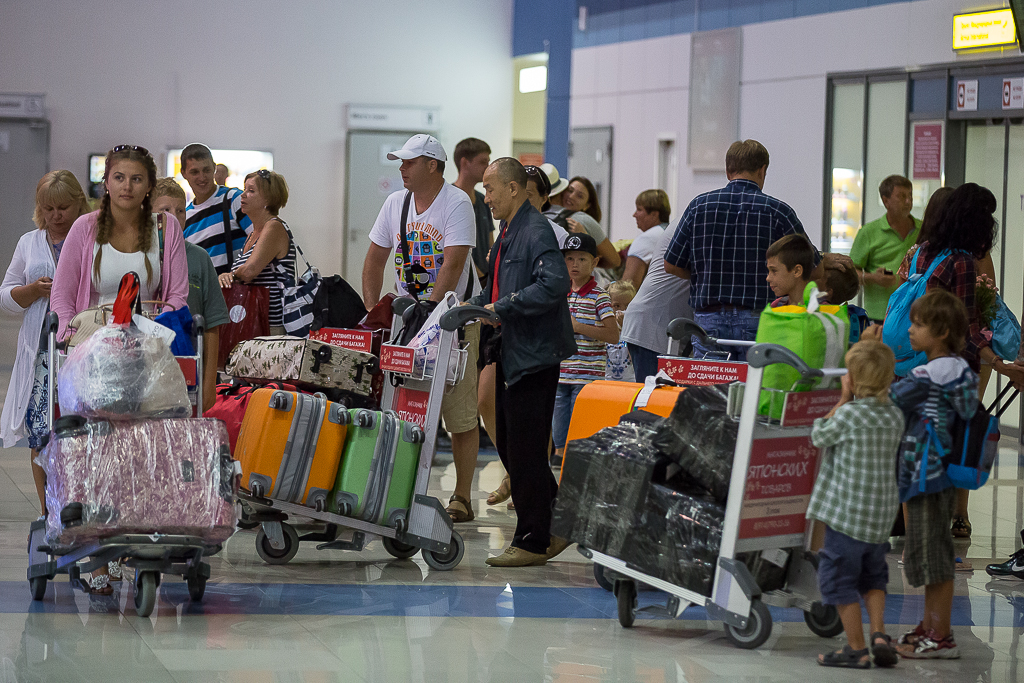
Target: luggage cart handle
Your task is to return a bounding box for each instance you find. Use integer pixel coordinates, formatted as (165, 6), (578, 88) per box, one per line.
(440, 305), (500, 331)
(666, 317), (755, 348)
(46, 310), (59, 335)
(747, 343), (823, 379)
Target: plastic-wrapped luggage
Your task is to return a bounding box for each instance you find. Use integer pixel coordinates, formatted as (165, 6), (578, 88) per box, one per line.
(551, 422), (660, 557)
(38, 417), (237, 546)
(226, 336), (376, 396)
(624, 484), (725, 596)
(57, 323), (191, 419)
(651, 384), (736, 503)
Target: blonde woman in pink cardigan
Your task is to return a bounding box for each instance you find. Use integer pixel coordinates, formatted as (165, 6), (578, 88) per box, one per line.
(51, 146), (189, 345)
(48, 145), (188, 595)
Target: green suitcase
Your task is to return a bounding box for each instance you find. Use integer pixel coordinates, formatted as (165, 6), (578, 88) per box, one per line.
(328, 409), (383, 517)
(378, 413), (424, 526)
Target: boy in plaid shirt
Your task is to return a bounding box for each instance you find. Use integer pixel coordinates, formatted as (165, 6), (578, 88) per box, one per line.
(808, 340), (904, 669)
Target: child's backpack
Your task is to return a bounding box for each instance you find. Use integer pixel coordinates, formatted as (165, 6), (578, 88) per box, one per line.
(847, 304), (869, 344)
(943, 385), (1018, 490)
(881, 248), (952, 376)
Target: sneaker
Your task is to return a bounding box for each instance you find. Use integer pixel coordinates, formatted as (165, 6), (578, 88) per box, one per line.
(897, 622), (926, 646)
(899, 630), (960, 659)
(986, 548), (1024, 579)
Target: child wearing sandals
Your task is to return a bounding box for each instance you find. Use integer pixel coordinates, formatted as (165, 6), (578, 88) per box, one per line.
(808, 339), (904, 669)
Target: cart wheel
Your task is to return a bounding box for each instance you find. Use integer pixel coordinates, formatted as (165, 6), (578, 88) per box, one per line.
(803, 602), (844, 638)
(616, 580), (637, 627)
(187, 575), (207, 602)
(255, 523), (299, 565)
(29, 577), (47, 601)
(134, 571), (158, 617)
(382, 536), (418, 560)
(422, 531), (464, 570)
(723, 599), (772, 649)
(594, 564), (614, 592)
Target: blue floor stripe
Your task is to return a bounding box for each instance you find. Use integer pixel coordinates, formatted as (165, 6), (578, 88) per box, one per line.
(3, 581), (1023, 627)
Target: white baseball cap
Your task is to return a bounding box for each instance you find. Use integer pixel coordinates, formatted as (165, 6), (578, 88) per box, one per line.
(541, 163), (570, 195)
(387, 134), (447, 162)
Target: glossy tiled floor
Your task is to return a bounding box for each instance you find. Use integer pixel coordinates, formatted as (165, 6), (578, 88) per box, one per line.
(1, 332), (1024, 680)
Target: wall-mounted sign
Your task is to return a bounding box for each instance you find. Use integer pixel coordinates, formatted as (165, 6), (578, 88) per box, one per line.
(953, 9), (1017, 50)
(956, 80), (979, 111)
(347, 105), (440, 132)
(1003, 77), (1024, 109)
(0, 93), (45, 119)
(912, 123), (943, 180)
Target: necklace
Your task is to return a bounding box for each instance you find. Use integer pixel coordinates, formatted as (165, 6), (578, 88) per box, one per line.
(416, 182), (443, 213)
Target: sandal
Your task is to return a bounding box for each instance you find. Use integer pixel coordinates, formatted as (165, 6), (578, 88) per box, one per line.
(107, 561), (123, 582)
(85, 574), (113, 596)
(951, 516), (972, 538)
(870, 632), (899, 668)
(447, 494), (475, 523)
(818, 645), (870, 668)
(487, 475), (511, 506)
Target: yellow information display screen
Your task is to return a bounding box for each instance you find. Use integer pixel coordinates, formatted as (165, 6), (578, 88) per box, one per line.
(953, 8), (1018, 50)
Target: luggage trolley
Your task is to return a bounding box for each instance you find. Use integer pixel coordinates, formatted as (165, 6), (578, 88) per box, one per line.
(27, 311), (222, 617)
(582, 319), (847, 649)
(236, 302), (496, 571)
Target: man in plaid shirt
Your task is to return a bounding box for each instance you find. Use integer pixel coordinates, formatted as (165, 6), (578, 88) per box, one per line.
(807, 340), (905, 669)
(664, 139), (818, 360)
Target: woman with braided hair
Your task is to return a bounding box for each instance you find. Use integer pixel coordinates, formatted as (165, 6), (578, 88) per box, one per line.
(51, 145), (189, 342)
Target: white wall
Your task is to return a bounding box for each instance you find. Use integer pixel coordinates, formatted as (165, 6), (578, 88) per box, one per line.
(0, 0), (514, 273)
(571, 0), (1014, 246)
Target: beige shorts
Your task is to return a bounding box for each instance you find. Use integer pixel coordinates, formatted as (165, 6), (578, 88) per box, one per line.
(441, 322), (480, 434)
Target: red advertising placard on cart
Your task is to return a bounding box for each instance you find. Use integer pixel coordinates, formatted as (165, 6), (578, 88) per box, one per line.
(394, 387), (431, 428)
(379, 344), (415, 374)
(657, 357), (747, 385)
(780, 389), (842, 427)
(308, 328), (374, 354)
(738, 435), (820, 540)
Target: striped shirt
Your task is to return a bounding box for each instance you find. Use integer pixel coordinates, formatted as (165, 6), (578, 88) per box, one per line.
(184, 186), (253, 275)
(665, 179), (816, 311)
(808, 397), (906, 544)
(233, 219), (296, 327)
(560, 278), (614, 384)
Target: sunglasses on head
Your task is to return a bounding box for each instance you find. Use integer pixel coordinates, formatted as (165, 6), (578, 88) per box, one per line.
(112, 144), (150, 156)
(257, 169), (271, 180)
(523, 166), (551, 195)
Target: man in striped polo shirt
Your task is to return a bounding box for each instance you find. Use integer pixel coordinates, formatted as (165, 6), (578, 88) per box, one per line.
(552, 233), (620, 462)
(180, 143), (252, 274)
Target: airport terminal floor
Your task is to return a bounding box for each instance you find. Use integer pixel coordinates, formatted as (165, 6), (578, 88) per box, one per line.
(0, 332), (1023, 682)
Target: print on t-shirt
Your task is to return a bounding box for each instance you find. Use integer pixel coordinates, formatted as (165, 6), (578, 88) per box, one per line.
(393, 221), (445, 299)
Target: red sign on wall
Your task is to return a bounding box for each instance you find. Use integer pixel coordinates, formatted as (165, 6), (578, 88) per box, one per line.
(308, 328), (374, 354)
(394, 387), (431, 427)
(380, 344), (415, 374)
(912, 123), (942, 180)
(657, 357), (747, 386)
(738, 435), (820, 540)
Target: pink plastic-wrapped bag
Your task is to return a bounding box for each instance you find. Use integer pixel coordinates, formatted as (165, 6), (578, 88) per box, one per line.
(38, 418), (238, 546)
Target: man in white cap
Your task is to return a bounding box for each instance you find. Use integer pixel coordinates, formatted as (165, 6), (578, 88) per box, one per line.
(362, 133), (482, 525)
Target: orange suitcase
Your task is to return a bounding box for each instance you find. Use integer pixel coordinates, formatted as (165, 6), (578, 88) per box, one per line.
(235, 388), (350, 509)
(563, 381), (645, 446)
(632, 385), (686, 418)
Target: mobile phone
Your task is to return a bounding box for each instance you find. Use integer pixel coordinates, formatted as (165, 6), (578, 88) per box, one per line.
(883, 269), (894, 275)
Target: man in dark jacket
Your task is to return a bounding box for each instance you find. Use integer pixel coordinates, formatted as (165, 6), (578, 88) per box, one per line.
(471, 157), (576, 567)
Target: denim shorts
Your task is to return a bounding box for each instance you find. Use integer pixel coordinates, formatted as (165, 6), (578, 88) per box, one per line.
(691, 310), (760, 362)
(817, 525), (890, 605)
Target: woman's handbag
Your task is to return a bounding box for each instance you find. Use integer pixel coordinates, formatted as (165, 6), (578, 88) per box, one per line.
(990, 295), (1021, 361)
(278, 220), (320, 337)
(218, 283), (270, 368)
(67, 299), (170, 350)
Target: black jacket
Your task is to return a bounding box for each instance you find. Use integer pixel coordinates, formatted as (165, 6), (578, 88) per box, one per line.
(470, 200), (576, 386)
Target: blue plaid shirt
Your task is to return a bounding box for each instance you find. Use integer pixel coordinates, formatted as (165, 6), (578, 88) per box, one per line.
(665, 179), (815, 311)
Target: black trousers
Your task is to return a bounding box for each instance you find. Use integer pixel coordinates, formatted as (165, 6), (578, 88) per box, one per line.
(494, 360), (560, 554)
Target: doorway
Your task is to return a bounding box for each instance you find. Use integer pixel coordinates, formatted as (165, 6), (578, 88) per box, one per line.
(0, 118), (49, 280)
(343, 131), (417, 287)
(568, 126), (612, 234)
(960, 118), (1024, 433)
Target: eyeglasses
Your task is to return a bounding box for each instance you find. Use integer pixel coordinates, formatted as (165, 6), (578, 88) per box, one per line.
(257, 169), (272, 180)
(523, 165), (551, 195)
(111, 145), (150, 156)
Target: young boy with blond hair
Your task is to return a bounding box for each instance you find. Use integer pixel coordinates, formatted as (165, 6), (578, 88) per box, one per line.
(605, 280), (636, 381)
(809, 339), (905, 669)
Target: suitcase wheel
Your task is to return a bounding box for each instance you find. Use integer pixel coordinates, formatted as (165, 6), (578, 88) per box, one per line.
(356, 410), (375, 429)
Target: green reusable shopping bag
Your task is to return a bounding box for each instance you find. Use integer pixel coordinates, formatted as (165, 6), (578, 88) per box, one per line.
(755, 283), (849, 419)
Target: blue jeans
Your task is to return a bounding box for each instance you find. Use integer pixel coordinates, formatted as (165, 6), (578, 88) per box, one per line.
(552, 382), (586, 449)
(691, 310), (760, 362)
(627, 343), (661, 382)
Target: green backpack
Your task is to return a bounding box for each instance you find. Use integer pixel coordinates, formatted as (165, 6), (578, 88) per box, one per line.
(755, 283), (849, 419)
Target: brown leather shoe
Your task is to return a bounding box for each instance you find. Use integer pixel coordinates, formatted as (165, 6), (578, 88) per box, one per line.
(485, 546), (548, 567)
(546, 536), (571, 560)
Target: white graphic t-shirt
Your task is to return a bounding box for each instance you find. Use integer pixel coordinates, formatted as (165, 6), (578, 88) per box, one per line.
(369, 183), (478, 300)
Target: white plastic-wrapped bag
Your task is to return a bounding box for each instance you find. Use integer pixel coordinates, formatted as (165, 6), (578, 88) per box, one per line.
(407, 292), (460, 382)
(57, 272), (190, 419)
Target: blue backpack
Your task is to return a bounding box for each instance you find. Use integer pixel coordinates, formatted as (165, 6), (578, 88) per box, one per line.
(882, 248), (952, 376)
(941, 385), (1016, 490)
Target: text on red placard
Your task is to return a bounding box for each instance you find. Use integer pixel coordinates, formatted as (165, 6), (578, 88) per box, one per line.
(308, 328), (374, 354)
(657, 357), (747, 386)
(738, 435), (820, 540)
(380, 344), (415, 373)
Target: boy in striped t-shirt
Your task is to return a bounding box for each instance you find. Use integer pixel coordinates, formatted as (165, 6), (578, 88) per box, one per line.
(552, 233), (620, 458)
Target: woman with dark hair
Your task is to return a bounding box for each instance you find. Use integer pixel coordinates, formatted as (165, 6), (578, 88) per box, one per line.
(1, 170), (90, 514)
(554, 176), (621, 268)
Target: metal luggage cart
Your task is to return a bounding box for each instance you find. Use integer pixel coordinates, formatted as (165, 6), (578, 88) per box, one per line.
(27, 311), (221, 617)
(236, 302), (496, 571)
(582, 319), (847, 649)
